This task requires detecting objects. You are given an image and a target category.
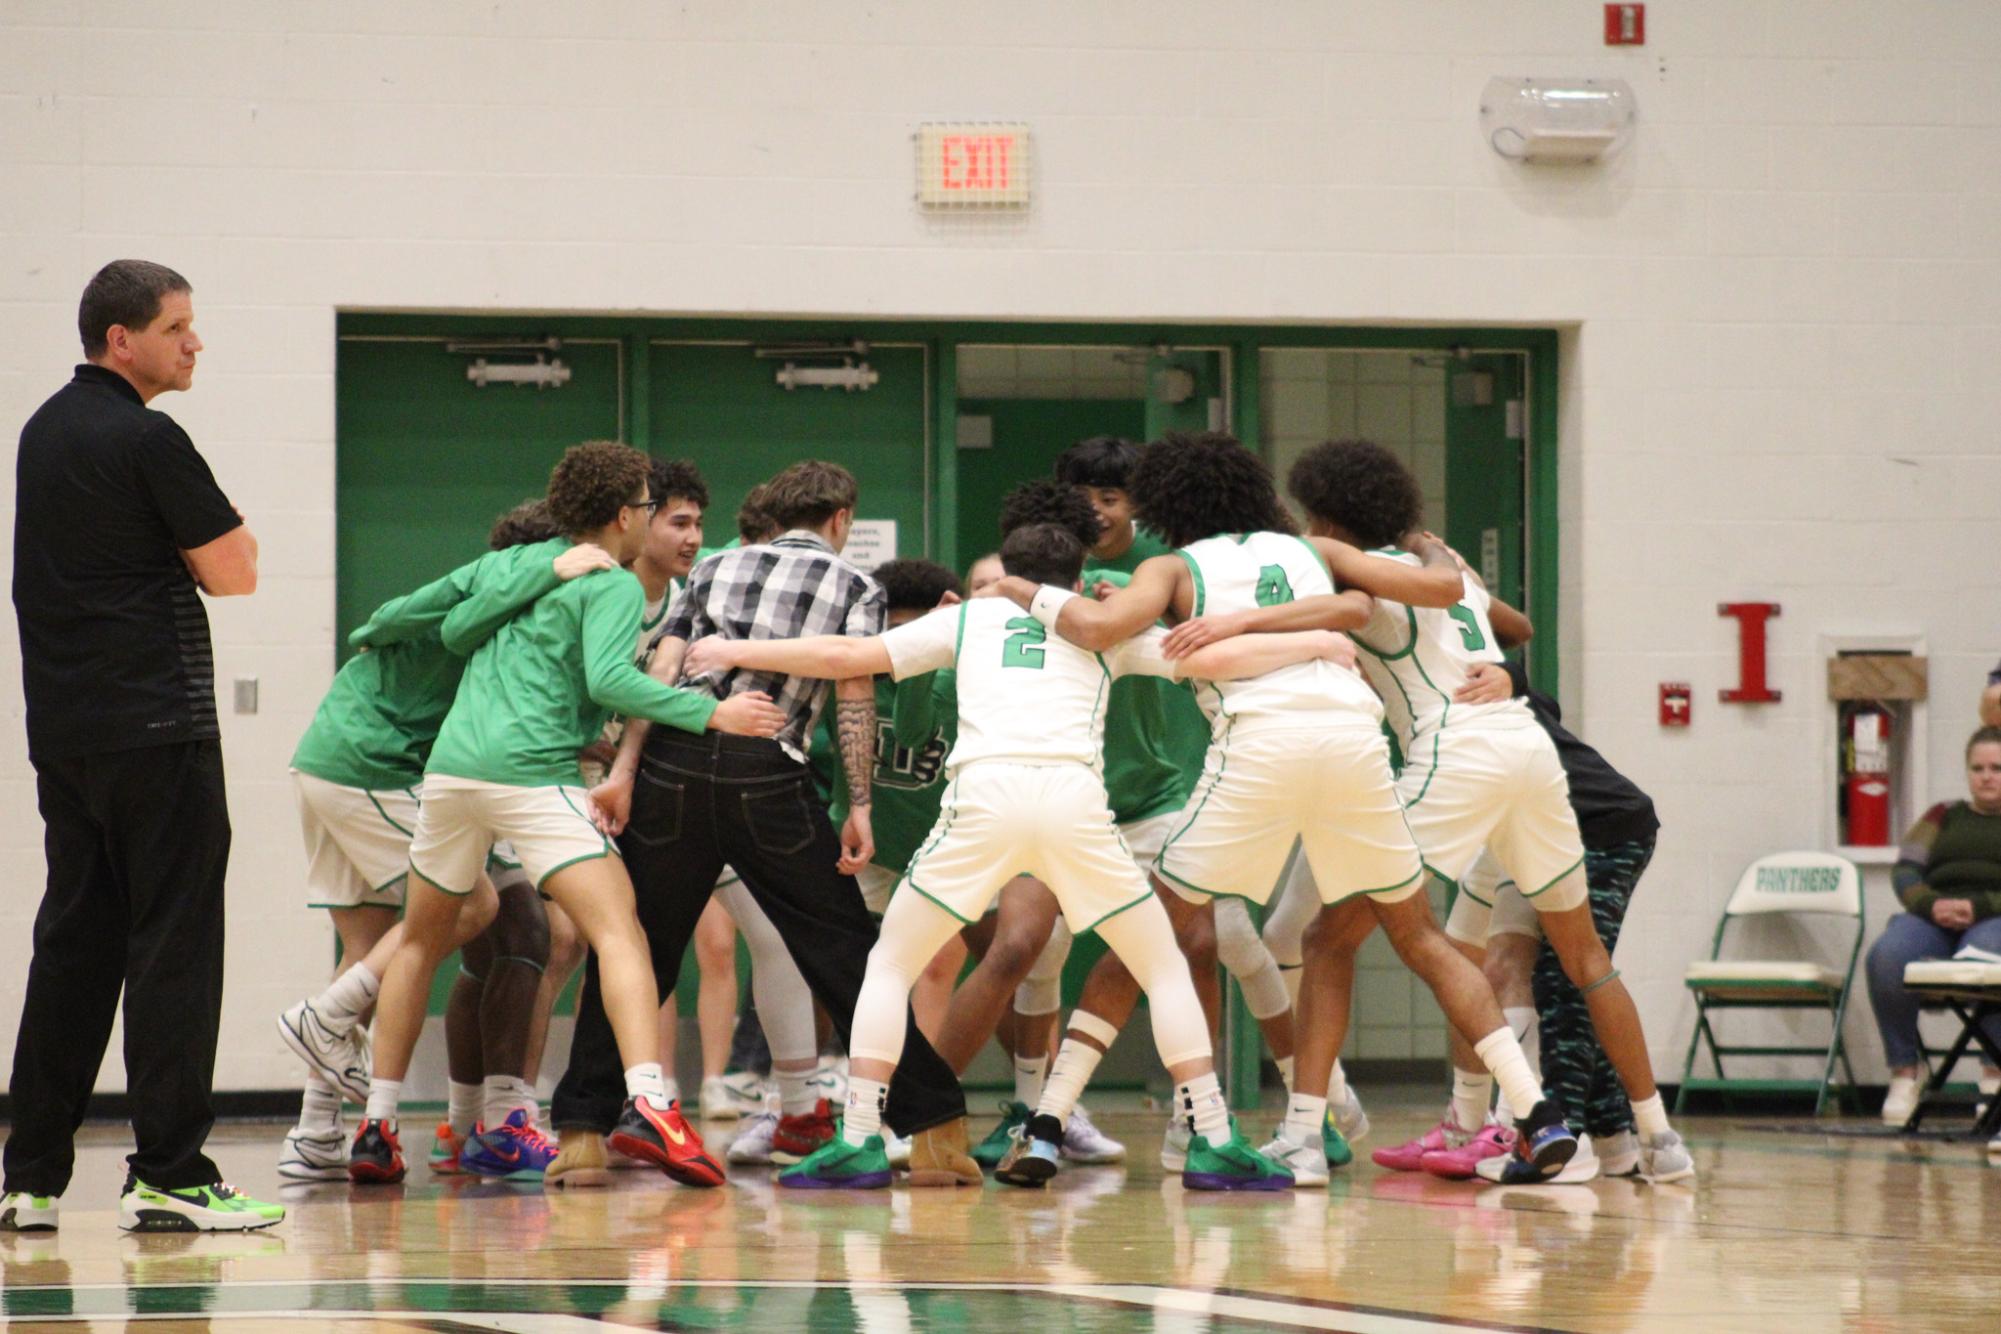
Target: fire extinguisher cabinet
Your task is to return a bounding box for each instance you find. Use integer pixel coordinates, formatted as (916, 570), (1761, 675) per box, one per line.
(1827, 653), (1928, 851)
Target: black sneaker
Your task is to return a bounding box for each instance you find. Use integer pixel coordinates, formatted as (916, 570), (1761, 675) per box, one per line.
(1491, 1099), (1578, 1184)
(994, 1113), (1064, 1188)
(347, 1118), (406, 1184)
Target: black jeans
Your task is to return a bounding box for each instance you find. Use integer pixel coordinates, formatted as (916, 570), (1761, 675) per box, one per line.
(4, 740), (230, 1195)
(553, 731), (965, 1136)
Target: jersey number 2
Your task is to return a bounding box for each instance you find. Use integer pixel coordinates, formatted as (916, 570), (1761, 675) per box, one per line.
(1001, 617), (1047, 670)
(1255, 564), (1295, 607)
(1448, 604), (1488, 652)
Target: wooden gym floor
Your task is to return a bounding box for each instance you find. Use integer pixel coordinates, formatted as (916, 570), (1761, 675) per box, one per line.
(4, 1092), (2000, 1332)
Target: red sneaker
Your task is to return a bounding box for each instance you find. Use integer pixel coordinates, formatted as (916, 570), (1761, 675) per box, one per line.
(608, 1097), (724, 1188)
(770, 1098), (837, 1165)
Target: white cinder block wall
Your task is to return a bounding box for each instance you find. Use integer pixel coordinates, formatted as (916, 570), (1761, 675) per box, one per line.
(3, 1), (1998, 1094)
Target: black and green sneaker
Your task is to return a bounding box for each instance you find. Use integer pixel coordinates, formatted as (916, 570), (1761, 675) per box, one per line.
(777, 1135), (893, 1190)
(971, 1101), (1031, 1171)
(117, 1175), (285, 1233)
(1182, 1122), (1294, 1193)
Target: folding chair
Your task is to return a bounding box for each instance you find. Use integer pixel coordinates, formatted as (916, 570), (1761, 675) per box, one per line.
(1677, 851), (1864, 1116)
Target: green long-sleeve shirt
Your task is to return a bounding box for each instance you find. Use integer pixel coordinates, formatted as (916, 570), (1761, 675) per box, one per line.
(289, 542), (574, 791)
(427, 542), (717, 787)
(1894, 800), (2001, 922)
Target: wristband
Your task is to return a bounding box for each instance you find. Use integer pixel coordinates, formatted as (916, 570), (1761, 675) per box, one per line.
(1029, 585), (1078, 629)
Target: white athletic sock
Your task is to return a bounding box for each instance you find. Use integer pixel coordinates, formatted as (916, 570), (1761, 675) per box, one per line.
(447, 1080), (482, 1137)
(1631, 1092), (1670, 1139)
(1276, 1055), (1296, 1096)
(776, 1065), (818, 1116)
(661, 1076), (683, 1108)
(365, 1077), (403, 1124)
(1451, 1069), (1494, 1131)
(1282, 1092), (1326, 1145)
(1175, 1072), (1231, 1141)
(1036, 1037), (1106, 1125)
(1012, 1053), (1048, 1108)
(482, 1074), (537, 1128)
(319, 963), (380, 1026)
(843, 1076), (888, 1146)
(300, 1076), (342, 1132)
(1327, 1059), (1349, 1108)
(625, 1062), (670, 1108)
(1505, 1004), (1541, 1079)
(1473, 1028), (1546, 1123)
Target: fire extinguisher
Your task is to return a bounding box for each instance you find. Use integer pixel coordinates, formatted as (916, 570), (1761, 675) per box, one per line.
(1844, 701), (1894, 846)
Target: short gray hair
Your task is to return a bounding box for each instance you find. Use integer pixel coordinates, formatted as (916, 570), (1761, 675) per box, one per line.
(79, 259), (191, 358)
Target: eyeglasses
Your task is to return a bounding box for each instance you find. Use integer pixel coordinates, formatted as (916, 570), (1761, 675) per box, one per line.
(625, 497), (661, 516)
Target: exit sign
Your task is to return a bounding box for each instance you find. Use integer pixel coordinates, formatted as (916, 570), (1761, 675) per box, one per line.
(916, 123), (1031, 209)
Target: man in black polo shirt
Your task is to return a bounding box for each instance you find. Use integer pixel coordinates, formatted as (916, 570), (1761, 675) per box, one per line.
(2, 260), (282, 1234)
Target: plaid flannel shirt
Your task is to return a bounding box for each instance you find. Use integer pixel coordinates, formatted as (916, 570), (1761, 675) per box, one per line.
(661, 530), (885, 763)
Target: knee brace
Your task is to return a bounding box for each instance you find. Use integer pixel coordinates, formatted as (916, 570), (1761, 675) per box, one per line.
(1014, 922), (1073, 1018)
(1214, 897), (1290, 1020)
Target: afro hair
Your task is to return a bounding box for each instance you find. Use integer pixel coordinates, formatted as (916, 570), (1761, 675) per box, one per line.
(873, 558), (961, 613)
(1129, 431), (1290, 550)
(997, 478), (1102, 549)
(1285, 439), (1423, 550)
(1052, 435), (1141, 490)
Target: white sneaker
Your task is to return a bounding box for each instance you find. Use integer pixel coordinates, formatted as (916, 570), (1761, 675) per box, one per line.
(1256, 1132), (1329, 1187)
(1597, 1129), (1641, 1177)
(884, 1129), (912, 1169)
(700, 1072), (765, 1120)
(1, 1192), (58, 1232)
(1334, 1088), (1370, 1145)
(1638, 1130), (1696, 1184)
(727, 1097), (782, 1165)
(1060, 1105), (1126, 1164)
(276, 999), (369, 1103)
(1159, 1119), (1192, 1171)
(810, 1054), (849, 1105)
(1881, 1074), (1920, 1126)
(277, 1126), (348, 1182)
(1549, 1134), (1601, 1184)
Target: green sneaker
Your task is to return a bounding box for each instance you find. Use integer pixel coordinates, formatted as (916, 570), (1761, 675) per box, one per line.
(118, 1176), (285, 1232)
(1322, 1108), (1354, 1168)
(1182, 1123), (1294, 1192)
(971, 1101), (1030, 1170)
(1, 1192), (58, 1232)
(776, 1135), (893, 1190)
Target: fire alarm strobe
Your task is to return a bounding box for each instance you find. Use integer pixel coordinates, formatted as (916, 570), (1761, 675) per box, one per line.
(1660, 682), (1691, 728)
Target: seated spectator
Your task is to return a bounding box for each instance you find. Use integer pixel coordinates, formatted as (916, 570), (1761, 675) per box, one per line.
(1866, 726), (2001, 1124)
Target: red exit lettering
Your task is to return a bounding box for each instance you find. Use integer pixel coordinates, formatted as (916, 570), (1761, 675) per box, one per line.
(941, 135), (1013, 191)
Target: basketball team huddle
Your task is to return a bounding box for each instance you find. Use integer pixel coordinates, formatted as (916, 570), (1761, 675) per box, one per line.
(276, 429), (1696, 1198)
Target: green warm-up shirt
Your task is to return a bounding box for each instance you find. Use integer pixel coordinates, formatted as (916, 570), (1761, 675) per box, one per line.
(1087, 526), (1209, 823)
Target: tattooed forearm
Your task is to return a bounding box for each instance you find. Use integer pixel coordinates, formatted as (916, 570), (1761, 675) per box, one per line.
(836, 691), (876, 808)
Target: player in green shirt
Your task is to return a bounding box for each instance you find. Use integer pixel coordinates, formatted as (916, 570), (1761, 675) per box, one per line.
(344, 442), (785, 1186)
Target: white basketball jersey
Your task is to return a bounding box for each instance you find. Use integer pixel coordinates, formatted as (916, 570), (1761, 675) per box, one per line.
(879, 598), (1173, 776)
(1349, 549), (1534, 751)
(1177, 532), (1383, 733)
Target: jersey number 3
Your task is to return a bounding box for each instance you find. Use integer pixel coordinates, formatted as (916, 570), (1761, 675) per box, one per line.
(1255, 564), (1295, 607)
(1001, 617), (1047, 670)
(1447, 604), (1488, 652)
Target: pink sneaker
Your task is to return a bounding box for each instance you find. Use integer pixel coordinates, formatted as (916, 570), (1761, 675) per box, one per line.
(1371, 1112), (1475, 1172)
(1421, 1123), (1514, 1180)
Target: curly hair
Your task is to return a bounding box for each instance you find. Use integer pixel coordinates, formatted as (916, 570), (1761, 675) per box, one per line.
(737, 482), (779, 545)
(648, 457), (709, 513)
(546, 440), (651, 535)
(1000, 523), (1086, 588)
(874, 558), (961, 613)
(761, 460), (858, 532)
(487, 497), (559, 551)
(997, 479), (1101, 549)
(1053, 435), (1140, 490)
(1128, 431), (1289, 549)
(1286, 439), (1423, 550)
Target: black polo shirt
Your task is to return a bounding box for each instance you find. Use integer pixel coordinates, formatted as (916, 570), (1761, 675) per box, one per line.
(13, 365), (241, 760)
(1504, 661), (1660, 850)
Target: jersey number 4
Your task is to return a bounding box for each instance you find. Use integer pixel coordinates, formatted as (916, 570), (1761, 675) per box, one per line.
(1002, 617), (1047, 670)
(1447, 603), (1488, 652)
(1255, 564), (1295, 607)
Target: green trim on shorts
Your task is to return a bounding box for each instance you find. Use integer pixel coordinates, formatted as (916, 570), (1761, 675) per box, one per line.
(1153, 860), (1258, 905)
(369, 868), (410, 895)
(1523, 855), (1587, 899)
(307, 897), (400, 910)
(411, 864), (476, 897)
(902, 877), (974, 924)
(536, 846), (620, 891)
(1080, 890), (1156, 933)
(1159, 712), (1232, 867)
(367, 791), (416, 838)
(1174, 549), (1205, 617)
(1424, 859), (1470, 901)
(1320, 865), (1426, 908)
(903, 776), (961, 877)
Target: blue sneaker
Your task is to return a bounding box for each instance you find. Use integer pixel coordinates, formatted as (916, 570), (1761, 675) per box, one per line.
(459, 1109), (558, 1181)
(1490, 1100), (1578, 1184)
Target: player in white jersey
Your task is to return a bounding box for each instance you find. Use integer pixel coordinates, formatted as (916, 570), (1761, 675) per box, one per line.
(991, 432), (1578, 1187)
(681, 521), (1340, 1191)
(1249, 438), (1691, 1183)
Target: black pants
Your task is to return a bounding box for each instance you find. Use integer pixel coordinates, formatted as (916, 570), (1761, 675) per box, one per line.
(553, 731), (965, 1136)
(4, 740), (230, 1195)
